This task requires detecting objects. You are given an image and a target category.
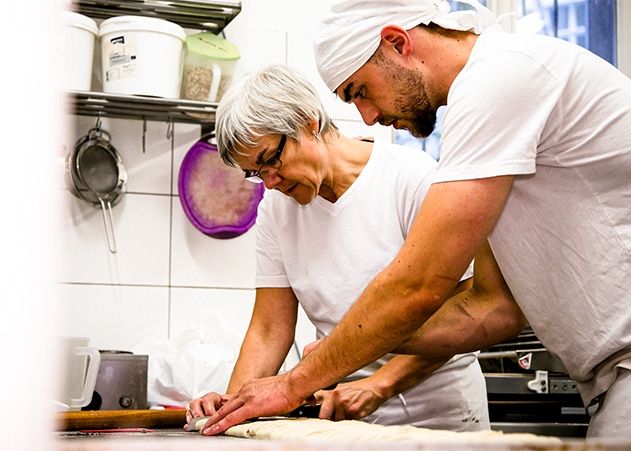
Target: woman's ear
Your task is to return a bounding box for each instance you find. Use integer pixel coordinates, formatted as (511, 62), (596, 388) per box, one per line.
(380, 25), (413, 57)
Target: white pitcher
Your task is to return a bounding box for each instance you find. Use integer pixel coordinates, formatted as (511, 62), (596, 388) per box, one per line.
(53, 337), (101, 411)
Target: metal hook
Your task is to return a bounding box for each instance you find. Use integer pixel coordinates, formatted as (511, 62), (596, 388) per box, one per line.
(89, 112), (107, 142)
(166, 118), (174, 140)
(94, 111), (102, 131)
(142, 118), (147, 154)
(169, 118), (175, 152)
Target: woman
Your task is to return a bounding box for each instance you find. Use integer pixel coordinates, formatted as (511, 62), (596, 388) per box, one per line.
(187, 64), (489, 432)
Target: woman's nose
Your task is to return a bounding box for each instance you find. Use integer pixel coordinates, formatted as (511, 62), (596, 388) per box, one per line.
(263, 172), (283, 189)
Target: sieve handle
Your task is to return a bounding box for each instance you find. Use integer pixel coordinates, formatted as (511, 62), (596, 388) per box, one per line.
(98, 198), (117, 254)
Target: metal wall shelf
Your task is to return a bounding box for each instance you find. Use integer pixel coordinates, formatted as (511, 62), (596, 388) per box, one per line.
(71, 0), (241, 33)
(68, 91), (217, 124)
(67, 1), (241, 125)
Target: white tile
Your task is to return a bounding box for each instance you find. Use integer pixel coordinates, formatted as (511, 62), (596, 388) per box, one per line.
(72, 118), (200, 195)
(227, 0), (328, 34)
(60, 191), (170, 285)
(116, 119), (171, 195)
(170, 287), (255, 353)
(287, 31), (363, 122)
(222, 26), (287, 82)
(170, 287), (315, 379)
(335, 120), (394, 144)
(169, 287), (255, 394)
(170, 197), (257, 288)
(57, 283), (169, 351)
(66, 116), (174, 195)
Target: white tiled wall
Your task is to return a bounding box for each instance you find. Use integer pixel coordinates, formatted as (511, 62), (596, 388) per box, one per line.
(60, 284), (169, 351)
(60, 0), (392, 398)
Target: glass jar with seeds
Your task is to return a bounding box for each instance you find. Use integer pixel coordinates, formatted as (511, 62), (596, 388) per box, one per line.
(181, 32), (240, 105)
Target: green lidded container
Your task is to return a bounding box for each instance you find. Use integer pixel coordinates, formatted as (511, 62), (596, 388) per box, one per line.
(181, 32), (240, 102)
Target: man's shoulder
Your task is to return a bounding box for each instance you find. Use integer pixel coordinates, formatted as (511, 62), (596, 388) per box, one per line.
(372, 141), (437, 170)
(468, 31), (578, 79)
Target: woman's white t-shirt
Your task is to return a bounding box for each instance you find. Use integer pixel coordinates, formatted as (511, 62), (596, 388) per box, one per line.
(256, 142), (486, 430)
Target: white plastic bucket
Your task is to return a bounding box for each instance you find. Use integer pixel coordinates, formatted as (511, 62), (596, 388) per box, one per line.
(61, 11), (98, 91)
(99, 16), (186, 98)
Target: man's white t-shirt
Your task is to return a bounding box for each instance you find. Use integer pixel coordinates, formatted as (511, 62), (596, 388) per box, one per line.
(435, 29), (631, 403)
(255, 142), (486, 430)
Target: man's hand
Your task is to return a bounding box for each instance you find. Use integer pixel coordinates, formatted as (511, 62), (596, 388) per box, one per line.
(184, 392), (231, 431)
(200, 372), (308, 436)
(315, 378), (387, 421)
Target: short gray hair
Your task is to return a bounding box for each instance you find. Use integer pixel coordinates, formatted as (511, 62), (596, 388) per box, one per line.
(215, 64), (338, 167)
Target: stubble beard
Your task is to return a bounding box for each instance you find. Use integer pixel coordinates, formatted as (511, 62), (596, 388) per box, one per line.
(389, 66), (437, 138)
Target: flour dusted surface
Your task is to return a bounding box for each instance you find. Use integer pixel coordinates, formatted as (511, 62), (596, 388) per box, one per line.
(221, 418), (561, 446)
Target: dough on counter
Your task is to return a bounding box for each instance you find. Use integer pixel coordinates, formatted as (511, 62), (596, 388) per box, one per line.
(223, 418), (562, 446)
(191, 416), (211, 432)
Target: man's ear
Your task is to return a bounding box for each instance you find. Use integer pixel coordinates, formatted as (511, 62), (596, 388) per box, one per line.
(380, 25), (413, 57)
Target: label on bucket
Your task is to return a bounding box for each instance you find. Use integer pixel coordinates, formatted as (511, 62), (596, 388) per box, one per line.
(104, 34), (138, 82)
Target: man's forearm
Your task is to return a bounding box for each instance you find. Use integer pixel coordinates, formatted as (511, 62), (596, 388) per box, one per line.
(396, 282), (526, 358)
(287, 265), (448, 399)
(362, 277), (523, 399)
(363, 278), (473, 398)
(286, 179), (513, 400)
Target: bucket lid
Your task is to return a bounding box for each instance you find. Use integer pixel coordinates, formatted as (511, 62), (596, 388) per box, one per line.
(178, 140), (263, 238)
(186, 32), (240, 61)
(62, 11), (98, 35)
(99, 15), (186, 42)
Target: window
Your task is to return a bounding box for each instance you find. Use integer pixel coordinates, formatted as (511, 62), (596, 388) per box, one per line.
(516, 0), (616, 64)
(394, 0), (619, 160)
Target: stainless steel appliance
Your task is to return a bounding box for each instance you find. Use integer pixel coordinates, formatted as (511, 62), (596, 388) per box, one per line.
(479, 326), (589, 437)
(83, 350), (148, 410)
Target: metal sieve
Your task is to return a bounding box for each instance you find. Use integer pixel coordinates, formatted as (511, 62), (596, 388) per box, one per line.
(67, 120), (127, 253)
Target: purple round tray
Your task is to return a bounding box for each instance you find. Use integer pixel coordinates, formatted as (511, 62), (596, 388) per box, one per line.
(178, 140), (264, 238)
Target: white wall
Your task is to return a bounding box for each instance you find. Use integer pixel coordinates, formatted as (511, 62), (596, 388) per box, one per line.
(59, 0), (393, 398)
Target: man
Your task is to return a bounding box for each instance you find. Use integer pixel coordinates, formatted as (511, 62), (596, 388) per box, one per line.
(202, 0), (631, 438)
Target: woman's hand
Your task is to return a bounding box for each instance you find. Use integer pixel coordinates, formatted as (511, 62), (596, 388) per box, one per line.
(199, 372), (309, 435)
(302, 339), (322, 357)
(183, 392), (231, 431)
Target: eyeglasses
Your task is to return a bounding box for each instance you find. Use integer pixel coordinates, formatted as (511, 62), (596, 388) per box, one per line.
(244, 134), (287, 184)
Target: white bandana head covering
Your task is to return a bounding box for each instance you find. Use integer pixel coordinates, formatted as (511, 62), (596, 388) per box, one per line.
(314, 0), (498, 91)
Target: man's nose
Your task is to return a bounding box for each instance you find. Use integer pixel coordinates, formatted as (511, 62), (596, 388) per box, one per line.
(353, 99), (380, 126)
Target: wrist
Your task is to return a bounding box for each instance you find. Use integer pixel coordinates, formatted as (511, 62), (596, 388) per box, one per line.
(286, 366), (317, 400)
(369, 374), (397, 400)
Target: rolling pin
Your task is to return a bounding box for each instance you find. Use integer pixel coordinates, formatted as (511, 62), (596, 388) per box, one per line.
(55, 409), (187, 431)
